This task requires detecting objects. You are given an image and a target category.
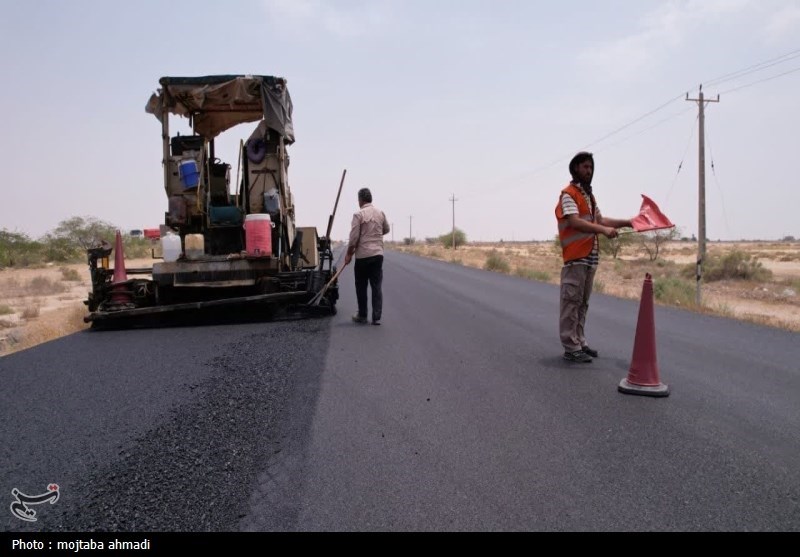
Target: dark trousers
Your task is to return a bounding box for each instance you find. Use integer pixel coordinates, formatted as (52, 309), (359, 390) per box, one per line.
(559, 264), (596, 352)
(354, 255), (384, 321)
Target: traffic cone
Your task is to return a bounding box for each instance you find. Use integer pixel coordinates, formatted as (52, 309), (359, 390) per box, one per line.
(618, 273), (669, 397)
(109, 230), (133, 305)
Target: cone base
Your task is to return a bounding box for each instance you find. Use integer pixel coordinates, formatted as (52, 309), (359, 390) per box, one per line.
(618, 378), (669, 398)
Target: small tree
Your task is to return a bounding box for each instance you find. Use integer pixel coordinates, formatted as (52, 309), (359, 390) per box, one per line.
(599, 231), (635, 259)
(439, 228), (467, 249)
(47, 216), (118, 251)
(638, 228), (679, 261)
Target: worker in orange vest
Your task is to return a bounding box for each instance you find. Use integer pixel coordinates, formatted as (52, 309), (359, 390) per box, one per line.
(555, 152), (632, 363)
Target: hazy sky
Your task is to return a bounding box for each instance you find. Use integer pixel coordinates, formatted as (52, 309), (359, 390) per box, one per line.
(1, 0), (799, 242)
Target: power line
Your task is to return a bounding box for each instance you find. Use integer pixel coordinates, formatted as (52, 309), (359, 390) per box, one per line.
(704, 47), (800, 88)
(664, 112), (699, 207)
(718, 65), (800, 95)
(449, 194), (458, 250)
(704, 124), (732, 240)
(579, 92), (687, 151)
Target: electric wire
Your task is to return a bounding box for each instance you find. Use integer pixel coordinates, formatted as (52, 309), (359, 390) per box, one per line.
(703, 48), (800, 88)
(664, 113), (699, 208)
(703, 124), (732, 239)
(718, 65), (800, 95)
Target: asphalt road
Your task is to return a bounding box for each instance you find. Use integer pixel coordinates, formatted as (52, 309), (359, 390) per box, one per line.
(2, 250), (799, 532)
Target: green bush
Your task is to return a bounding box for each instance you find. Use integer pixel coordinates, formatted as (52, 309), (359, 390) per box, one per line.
(121, 237), (154, 259)
(0, 304), (13, 316)
(484, 250), (510, 273)
(514, 267), (550, 281)
(440, 228), (467, 249)
(684, 250), (773, 282)
(0, 230), (45, 267)
(653, 277), (695, 306)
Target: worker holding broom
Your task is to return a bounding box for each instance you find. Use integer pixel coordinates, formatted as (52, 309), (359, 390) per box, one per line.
(345, 188), (390, 325)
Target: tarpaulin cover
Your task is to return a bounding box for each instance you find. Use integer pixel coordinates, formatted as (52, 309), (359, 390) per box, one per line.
(145, 75), (294, 142)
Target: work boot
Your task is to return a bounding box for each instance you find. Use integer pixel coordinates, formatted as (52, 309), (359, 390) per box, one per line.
(581, 346), (599, 358)
(563, 350), (592, 363)
(351, 313), (368, 324)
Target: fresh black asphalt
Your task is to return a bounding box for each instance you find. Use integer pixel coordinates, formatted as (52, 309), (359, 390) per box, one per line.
(2, 250), (799, 531)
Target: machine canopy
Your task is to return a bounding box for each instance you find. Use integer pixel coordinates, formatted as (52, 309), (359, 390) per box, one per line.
(145, 75), (294, 143)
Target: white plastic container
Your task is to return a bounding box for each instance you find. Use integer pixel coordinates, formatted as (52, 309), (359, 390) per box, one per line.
(184, 234), (205, 260)
(161, 231), (182, 262)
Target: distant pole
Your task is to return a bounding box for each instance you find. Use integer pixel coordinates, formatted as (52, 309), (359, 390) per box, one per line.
(449, 194), (458, 250)
(409, 215), (413, 243)
(686, 84), (719, 306)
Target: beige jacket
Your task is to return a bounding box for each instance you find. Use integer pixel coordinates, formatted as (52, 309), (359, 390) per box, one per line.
(348, 203), (390, 259)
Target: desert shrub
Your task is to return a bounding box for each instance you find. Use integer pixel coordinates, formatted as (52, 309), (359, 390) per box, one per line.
(514, 267), (550, 281)
(785, 278), (800, 291)
(0, 230), (46, 267)
(60, 267), (82, 281)
(653, 277), (695, 306)
(593, 280), (606, 294)
(40, 236), (81, 262)
(0, 318), (15, 329)
(27, 276), (68, 295)
(704, 250), (773, 282)
(427, 249), (442, 259)
(484, 250), (510, 273)
(21, 305), (40, 319)
(121, 237), (154, 259)
(0, 304), (13, 315)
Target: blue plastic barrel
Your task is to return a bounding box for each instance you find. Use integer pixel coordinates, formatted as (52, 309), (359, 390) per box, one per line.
(179, 159), (199, 189)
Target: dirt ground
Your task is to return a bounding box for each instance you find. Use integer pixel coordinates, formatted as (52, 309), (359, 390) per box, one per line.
(1, 242), (798, 357)
(0, 257), (152, 356)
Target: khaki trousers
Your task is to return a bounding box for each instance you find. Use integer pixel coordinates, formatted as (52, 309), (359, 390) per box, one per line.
(559, 264), (597, 352)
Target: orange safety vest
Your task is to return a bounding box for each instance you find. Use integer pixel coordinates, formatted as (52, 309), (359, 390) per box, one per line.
(555, 183), (596, 263)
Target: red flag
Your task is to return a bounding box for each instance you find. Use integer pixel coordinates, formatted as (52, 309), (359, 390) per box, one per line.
(631, 194), (675, 232)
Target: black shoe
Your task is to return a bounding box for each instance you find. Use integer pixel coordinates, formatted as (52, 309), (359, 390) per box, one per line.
(351, 313), (368, 324)
(581, 346), (599, 358)
(563, 350), (593, 363)
(372, 320), (381, 326)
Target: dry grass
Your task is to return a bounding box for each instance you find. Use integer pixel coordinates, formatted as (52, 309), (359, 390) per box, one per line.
(21, 304), (41, 319)
(1, 303), (89, 355)
(0, 275), (69, 298)
(392, 240), (800, 332)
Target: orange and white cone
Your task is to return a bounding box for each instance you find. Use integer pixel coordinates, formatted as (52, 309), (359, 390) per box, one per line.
(109, 230), (133, 305)
(619, 273), (670, 397)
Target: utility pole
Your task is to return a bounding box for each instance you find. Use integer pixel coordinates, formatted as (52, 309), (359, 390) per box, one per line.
(449, 194), (458, 250)
(409, 215), (413, 244)
(686, 84), (719, 306)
